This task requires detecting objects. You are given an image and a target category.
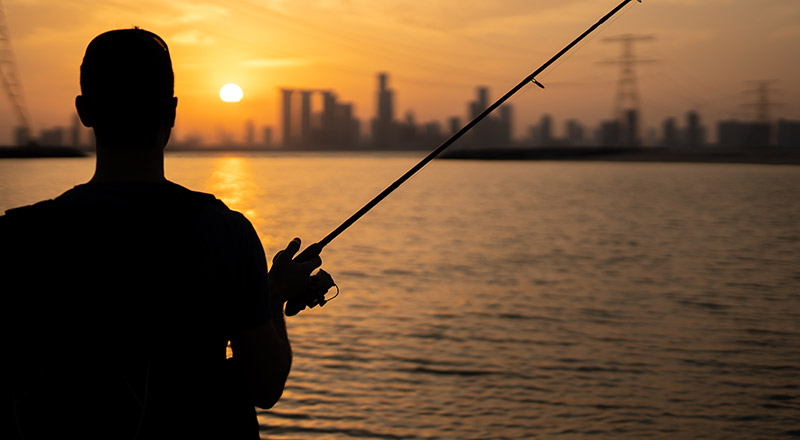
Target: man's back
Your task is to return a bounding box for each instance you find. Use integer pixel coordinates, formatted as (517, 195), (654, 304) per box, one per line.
(2, 181), (268, 439)
(0, 27), (319, 439)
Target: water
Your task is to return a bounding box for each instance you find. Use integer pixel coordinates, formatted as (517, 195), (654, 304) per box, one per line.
(2, 153), (799, 439)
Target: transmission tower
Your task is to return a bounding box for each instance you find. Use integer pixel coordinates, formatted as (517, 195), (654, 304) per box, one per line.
(0, 0), (32, 144)
(600, 34), (655, 146)
(742, 80), (783, 123)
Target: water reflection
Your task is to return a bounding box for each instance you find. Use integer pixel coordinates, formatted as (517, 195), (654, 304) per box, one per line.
(173, 157), (800, 439)
(205, 157), (259, 221)
(206, 157), (272, 363)
(2, 157), (799, 439)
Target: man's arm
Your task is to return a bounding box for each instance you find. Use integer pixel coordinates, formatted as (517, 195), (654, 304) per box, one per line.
(230, 313), (291, 409)
(231, 238), (321, 409)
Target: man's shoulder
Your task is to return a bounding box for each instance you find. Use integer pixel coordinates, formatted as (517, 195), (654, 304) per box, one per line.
(159, 181), (227, 210)
(166, 182), (249, 220)
(1, 181), (247, 228)
(1, 199), (62, 230)
(160, 183), (259, 240)
(3, 199), (58, 218)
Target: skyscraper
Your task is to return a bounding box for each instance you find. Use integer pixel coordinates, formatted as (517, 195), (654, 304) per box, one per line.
(662, 117), (678, 147)
(71, 113), (82, 148)
(539, 114), (553, 146)
(565, 119), (585, 146)
(372, 72), (395, 148)
(469, 86), (492, 147)
(685, 111), (704, 148)
(245, 120), (255, 146)
(622, 109), (639, 147)
(301, 91), (312, 145)
(281, 88), (293, 147)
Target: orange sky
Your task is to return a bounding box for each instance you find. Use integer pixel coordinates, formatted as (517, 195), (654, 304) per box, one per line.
(1, 0), (799, 145)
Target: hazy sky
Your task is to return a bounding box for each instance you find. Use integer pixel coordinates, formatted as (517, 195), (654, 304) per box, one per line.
(1, 0), (799, 145)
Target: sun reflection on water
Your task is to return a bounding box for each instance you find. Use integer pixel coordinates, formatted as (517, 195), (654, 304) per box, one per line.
(204, 156), (277, 242)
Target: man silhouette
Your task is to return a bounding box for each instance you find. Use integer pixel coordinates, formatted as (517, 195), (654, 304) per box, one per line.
(1, 28), (320, 439)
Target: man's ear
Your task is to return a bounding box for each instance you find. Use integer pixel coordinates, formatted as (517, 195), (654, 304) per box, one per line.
(75, 95), (94, 128)
(167, 97), (177, 128)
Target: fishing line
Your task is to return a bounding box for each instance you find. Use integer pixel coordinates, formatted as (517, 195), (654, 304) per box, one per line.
(318, 0), (644, 249)
(504, 82), (537, 107)
(539, 0), (637, 84)
(286, 0), (645, 316)
(506, 8), (631, 107)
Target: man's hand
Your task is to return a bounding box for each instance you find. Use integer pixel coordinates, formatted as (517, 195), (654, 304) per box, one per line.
(233, 238), (318, 409)
(269, 238), (322, 307)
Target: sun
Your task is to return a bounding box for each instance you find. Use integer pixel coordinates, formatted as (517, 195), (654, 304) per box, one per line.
(220, 83), (244, 102)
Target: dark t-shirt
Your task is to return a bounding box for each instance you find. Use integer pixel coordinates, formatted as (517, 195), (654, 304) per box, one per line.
(1, 181), (270, 439)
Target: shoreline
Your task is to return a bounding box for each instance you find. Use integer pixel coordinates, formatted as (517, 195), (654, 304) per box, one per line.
(0, 145), (87, 158)
(2, 145), (800, 166)
(439, 146), (800, 165)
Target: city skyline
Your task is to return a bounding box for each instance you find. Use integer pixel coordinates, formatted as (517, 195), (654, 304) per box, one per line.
(12, 70), (799, 150)
(1, 0), (799, 146)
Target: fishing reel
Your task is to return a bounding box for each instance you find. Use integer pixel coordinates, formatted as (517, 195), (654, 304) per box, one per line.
(285, 269), (338, 316)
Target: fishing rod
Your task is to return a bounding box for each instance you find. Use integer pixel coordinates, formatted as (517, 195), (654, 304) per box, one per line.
(286, 0), (643, 316)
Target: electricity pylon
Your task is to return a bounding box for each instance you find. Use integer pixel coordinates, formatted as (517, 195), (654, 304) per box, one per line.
(743, 80), (783, 123)
(600, 34), (656, 146)
(0, 0), (32, 143)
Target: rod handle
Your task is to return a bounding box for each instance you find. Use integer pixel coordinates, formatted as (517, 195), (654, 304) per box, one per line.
(284, 243), (323, 316)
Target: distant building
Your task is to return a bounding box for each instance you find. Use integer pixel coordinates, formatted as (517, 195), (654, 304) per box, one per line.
(717, 120), (770, 148)
(463, 87), (512, 148)
(397, 110), (417, 145)
(448, 116), (461, 137)
(685, 111), (705, 148)
(371, 72), (395, 148)
(217, 129), (235, 146)
(39, 127), (65, 146)
(313, 92), (360, 148)
(599, 120), (623, 147)
(527, 125), (538, 146)
(422, 121), (442, 142)
(662, 117), (678, 148)
(281, 88), (293, 147)
(621, 109), (639, 147)
(281, 88), (359, 148)
(565, 119), (585, 146)
(470, 86), (489, 119)
(245, 120), (255, 146)
(14, 126), (31, 146)
(777, 119), (800, 148)
(263, 126), (273, 147)
(300, 91), (312, 146)
(498, 106), (512, 147)
(645, 127), (658, 147)
(538, 114), (553, 147)
(468, 86), (491, 147)
(71, 114), (82, 148)
(717, 121), (745, 147)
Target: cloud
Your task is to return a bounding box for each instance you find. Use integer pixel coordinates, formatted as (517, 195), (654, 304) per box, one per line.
(170, 3), (231, 24)
(239, 57), (311, 68)
(370, 0), (636, 42)
(170, 30), (216, 45)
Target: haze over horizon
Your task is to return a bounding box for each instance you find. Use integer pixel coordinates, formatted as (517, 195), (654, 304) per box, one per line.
(1, 0), (799, 145)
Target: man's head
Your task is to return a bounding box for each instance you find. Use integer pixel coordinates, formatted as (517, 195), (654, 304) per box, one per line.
(76, 28), (177, 149)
